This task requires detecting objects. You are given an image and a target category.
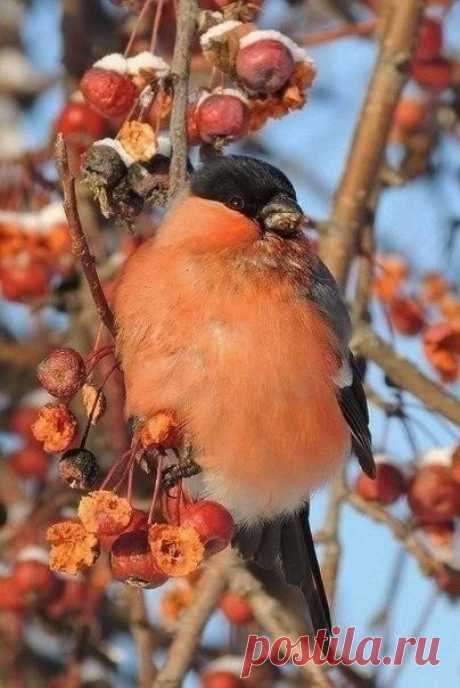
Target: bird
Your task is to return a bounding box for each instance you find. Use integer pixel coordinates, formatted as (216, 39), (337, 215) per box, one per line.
(113, 154), (375, 635)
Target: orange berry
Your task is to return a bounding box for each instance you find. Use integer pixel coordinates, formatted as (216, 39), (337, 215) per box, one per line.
(78, 490), (133, 536)
(393, 98), (429, 131)
(148, 523), (204, 577)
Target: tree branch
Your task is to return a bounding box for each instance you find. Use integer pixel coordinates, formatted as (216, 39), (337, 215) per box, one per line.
(55, 134), (116, 338)
(320, 0), (424, 286)
(130, 589), (157, 688)
(226, 552), (332, 688)
(152, 552), (228, 688)
(167, 0), (197, 201)
(353, 323), (460, 426)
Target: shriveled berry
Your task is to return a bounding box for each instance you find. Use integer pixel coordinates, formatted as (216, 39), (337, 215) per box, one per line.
(219, 591), (254, 625)
(80, 67), (138, 119)
(110, 530), (167, 587)
(197, 93), (249, 144)
(180, 501), (234, 555)
(355, 462), (406, 505)
(58, 448), (99, 490)
(37, 347), (86, 398)
(9, 445), (49, 481)
(82, 144), (126, 188)
(235, 39), (295, 94)
(408, 465), (460, 524)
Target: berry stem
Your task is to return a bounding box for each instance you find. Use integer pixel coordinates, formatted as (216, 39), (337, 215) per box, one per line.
(148, 454), (164, 524)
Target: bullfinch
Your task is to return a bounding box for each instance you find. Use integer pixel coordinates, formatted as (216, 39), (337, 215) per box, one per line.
(114, 155), (375, 634)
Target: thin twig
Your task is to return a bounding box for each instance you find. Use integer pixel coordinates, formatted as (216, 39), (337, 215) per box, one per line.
(353, 323), (460, 426)
(55, 135), (116, 338)
(167, 0), (197, 201)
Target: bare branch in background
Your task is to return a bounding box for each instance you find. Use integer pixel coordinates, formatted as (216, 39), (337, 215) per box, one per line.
(320, 0), (424, 286)
(353, 324), (460, 426)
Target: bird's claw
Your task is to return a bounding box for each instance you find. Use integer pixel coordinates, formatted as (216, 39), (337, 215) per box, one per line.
(162, 457), (201, 489)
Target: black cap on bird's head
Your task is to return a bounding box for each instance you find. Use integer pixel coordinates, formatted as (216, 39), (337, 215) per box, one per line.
(190, 155), (304, 236)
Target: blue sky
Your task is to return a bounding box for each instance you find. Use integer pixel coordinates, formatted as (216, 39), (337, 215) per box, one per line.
(10, 0), (460, 685)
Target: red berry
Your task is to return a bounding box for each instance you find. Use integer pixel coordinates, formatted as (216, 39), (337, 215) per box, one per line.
(80, 67), (138, 119)
(55, 102), (107, 139)
(408, 465), (460, 524)
(99, 509), (148, 551)
(37, 347), (86, 399)
(235, 39), (295, 94)
(10, 407), (39, 441)
(0, 577), (25, 612)
(197, 93), (249, 144)
(110, 530), (168, 587)
(388, 296), (425, 336)
(355, 462), (406, 505)
(11, 560), (57, 599)
(186, 105), (201, 145)
(201, 671), (243, 688)
(0, 258), (50, 302)
(415, 18), (443, 62)
(46, 579), (87, 618)
(219, 591), (254, 625)
(180, 501), (234, 555)
(412, 57), (452, 91)
(9, 444), (49, 480)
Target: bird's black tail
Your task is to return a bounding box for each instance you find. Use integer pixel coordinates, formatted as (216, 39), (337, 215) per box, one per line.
(234, 504), (331, 637)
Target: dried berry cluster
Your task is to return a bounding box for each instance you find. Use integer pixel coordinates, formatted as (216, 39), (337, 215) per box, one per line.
(373, 255), (460, 382)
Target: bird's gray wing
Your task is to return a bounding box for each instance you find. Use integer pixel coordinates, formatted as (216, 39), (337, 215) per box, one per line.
(308, 254), (375, 478)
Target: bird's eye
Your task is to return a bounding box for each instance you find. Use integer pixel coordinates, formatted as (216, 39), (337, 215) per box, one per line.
(228, 196), (245, 211)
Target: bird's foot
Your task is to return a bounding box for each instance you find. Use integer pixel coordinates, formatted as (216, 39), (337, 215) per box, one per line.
(162, 456), (201, 489)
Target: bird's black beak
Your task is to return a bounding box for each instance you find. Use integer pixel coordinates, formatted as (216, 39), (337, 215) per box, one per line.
(259, 194), (304, 236)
